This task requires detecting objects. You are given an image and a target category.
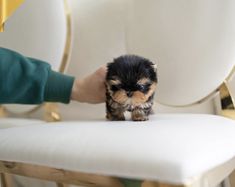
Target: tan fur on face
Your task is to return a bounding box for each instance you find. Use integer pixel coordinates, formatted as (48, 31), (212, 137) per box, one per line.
(131, 83), (157, 105)
(137, 78), (150, 85)
(110, 82), (157, 105)
(109, 79), (121, 85)
(112, 90), (128, 104)
(131, 91), (146, 105)
(106, 82), (128, 104)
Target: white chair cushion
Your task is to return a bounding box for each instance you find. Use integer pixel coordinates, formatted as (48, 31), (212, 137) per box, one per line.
(0, 118), (46, 129)
(0, 114), (235, 184)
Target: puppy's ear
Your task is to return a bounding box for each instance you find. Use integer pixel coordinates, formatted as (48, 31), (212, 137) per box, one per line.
(107, 61), (113, 67)
(150, 61), (157, 73)
(106, 61), (114, 73)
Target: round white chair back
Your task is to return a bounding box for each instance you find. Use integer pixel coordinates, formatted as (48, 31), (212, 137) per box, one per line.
(125, 0), (235, 106)
(68, 0), (235, 107)
(0, 0), (69, 113)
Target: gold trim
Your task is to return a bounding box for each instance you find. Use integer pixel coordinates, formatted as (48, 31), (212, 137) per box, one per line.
(0, 106), (7, 118)
(0, 161), (124, 187)
(142, 182), (185, 187)
(1, 103), (62, 122)
(219, 66), (235, 119)
(1, 157), (234, 187)
(0, 0), (72, 119)
(59, 0), (72, 73)
(219, 82), (235, 109)
(219, 81), (235, 120)
(44, 103), (61, 122)
(3, 105), (42, 117)
(0, 23), (4, 32)
(0, 173), (13, 187)
(56, 183), (69, 187)
(0, 0), (25, 32)
(229, 171), (235, 187)
(225, 65), (235, 83)
(0, 173), (7, 187)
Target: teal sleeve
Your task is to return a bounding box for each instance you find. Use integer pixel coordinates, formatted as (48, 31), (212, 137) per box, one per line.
(0, 47), (75, 104)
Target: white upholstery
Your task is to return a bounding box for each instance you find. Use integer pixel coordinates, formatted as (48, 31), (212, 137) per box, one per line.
(0, 118), (45, 129)
(1, 114), (235, 185)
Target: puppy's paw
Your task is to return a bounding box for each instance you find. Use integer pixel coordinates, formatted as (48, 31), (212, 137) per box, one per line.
(106, 113), (125, 121)
(132, 115), (149, 121)
(131, 110), (149, 121)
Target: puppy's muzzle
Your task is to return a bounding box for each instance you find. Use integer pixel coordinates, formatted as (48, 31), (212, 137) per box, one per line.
(127, 91), (133, 97)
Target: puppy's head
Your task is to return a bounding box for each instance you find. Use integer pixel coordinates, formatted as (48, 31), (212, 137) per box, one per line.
(106, 55), (157, 105)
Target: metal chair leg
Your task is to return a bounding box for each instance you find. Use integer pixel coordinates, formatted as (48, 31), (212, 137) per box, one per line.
(0, 173), (12, 187)
(56, 183), (69, 187)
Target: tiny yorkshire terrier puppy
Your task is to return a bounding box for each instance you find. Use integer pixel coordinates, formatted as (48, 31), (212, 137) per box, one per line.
(106, 55), (157, 121)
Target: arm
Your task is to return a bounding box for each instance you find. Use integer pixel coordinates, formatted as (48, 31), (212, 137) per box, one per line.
(0, 47), (74, 104)
(0, 47), (106, 104)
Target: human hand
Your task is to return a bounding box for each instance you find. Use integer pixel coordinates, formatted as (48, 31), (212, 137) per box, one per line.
(71, 66), (107, 104)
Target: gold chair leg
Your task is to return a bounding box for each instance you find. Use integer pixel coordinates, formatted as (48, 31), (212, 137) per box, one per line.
(0, 173), (13, 187)
(229, 170), (235, 187)
(56, 183), (69, 187)
(142, 181), (186, 187)
(157, 184), (184, 187)
(1, 173), (6, 187)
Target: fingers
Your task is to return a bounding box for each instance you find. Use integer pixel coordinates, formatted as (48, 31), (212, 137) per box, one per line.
(71, 66), (107, 104)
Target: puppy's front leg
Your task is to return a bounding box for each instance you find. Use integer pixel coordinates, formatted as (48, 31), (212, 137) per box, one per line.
(106, 109), (125, 121)
(131, 108), (149, 121)
(106, 100), (125, 121)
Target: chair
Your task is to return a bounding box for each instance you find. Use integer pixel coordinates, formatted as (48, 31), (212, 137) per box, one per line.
(1, 0), (235, 187)
(0, 0), (71, 186)
(0, 0), (70, 122)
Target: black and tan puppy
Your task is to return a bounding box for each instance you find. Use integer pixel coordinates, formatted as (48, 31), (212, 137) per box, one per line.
(106, 55), (157, 121)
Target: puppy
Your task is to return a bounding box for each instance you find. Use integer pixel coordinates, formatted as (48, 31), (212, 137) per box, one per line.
(105, 55), (157, 121)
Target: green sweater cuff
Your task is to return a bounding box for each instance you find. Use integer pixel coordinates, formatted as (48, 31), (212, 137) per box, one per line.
(44, 70), (75, 104)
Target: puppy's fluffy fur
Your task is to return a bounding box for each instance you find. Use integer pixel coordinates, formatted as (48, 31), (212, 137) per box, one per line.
(106, 55), (157, 121)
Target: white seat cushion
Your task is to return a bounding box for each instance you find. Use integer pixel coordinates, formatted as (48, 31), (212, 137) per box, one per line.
(0, 114), (235, 184)
(0, 118), (46, 129)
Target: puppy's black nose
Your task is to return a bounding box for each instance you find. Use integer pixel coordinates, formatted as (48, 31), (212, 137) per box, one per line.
(127, 91), (133, 97)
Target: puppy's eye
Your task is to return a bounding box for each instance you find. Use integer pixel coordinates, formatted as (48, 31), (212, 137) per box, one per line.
(137, 84), (145, 91)
(145, 83), (152, 88)
(137, 83), (151, 93)
(111, 85), (121, 91)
